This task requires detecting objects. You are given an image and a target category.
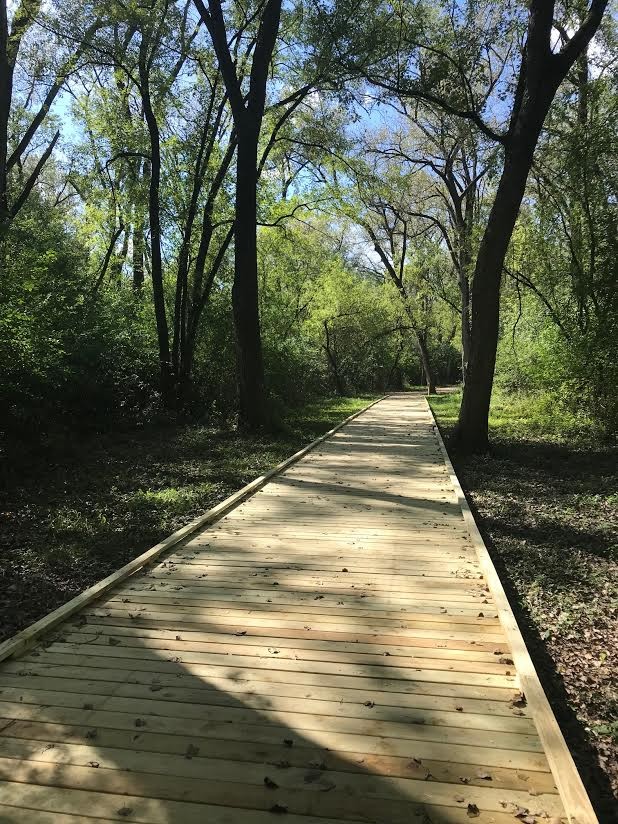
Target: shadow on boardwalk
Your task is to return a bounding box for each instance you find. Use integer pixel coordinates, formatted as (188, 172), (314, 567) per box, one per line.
(0, 398), (566, 823)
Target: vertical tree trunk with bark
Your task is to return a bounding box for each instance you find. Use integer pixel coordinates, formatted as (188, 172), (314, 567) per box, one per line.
(139, 44), (172, 406)
(0, 0), (11, 238)
(234, 123), (267, 425)
(416, 330), (436, 394)
(132, 217), (145, 289)
(194, 0), (282, 429)
(456, 0), (609, 451)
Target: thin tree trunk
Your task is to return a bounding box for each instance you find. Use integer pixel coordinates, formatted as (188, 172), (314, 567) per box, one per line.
(139, 51), (172, 406)
(0, 0), (11, 238)
(132, 217), (145, 289)
(416, 330), (436, 395)
(323, 320), (345, 395)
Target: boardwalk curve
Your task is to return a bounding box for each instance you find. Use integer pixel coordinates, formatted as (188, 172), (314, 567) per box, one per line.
(0, 394), (596, 823)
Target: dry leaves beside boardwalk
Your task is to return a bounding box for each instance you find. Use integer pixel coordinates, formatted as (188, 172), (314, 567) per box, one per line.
(430, 391), (618, 821)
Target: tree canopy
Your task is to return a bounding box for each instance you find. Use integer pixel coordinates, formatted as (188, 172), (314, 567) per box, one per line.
(1, 0), (616, 448)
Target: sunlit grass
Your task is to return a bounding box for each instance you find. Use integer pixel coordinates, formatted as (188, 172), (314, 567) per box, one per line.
(430, 387), (602, 444)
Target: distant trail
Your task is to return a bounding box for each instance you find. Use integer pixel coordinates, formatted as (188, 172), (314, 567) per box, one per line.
(0, 393), (596, 823)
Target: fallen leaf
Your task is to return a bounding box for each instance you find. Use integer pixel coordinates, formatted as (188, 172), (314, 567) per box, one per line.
(511, 692), (527, 708)
(269, 804), (288, 814)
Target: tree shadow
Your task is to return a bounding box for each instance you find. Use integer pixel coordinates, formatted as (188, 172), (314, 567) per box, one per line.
(0, 398), (570, 823)
(455, 487), (617, 824)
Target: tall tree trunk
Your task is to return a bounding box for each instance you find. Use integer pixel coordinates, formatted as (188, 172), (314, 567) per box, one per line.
(0, 0), (11, 239)
(109, 224), (128, 284)
(455, 0), (609, 452)
(457, 138), (543, 450)
(194, 0), (282, 429)
(323, 320), (345, 396)
(139, 53), (172, 406)
(460, 290), (471, 384)
(458, 207), (474, 385)
(132, 217), (145, 289)
(416, 330), (436, 395)
(234, 124), (267, 426)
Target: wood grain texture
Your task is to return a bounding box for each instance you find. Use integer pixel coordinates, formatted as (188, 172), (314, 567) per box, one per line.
(0, 393), (592, 823)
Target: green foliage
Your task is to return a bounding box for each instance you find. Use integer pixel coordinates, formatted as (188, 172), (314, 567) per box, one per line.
(258, 216), (434, 401)
(0, 195), (160, 435)
(431, 387), (603, 444)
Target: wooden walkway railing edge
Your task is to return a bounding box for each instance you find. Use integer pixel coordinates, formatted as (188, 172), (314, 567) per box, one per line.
(0, 395), (386, 666)
(425, 398), (598, 824)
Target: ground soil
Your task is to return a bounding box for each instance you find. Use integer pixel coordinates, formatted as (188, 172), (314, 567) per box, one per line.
(441, 430), (617, 822)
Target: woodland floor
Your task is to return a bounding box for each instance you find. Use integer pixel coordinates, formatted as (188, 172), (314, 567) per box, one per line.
(0, 396), (372, 644)
(430, 390), (618, 822)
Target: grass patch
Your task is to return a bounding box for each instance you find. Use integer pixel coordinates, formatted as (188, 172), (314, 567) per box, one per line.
(431, 387), (604, 443)
(430, 388), (618, 815)
(0, 394), (375, 642)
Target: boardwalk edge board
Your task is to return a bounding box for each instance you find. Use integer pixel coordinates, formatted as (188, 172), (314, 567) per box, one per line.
(425, 396), (598, 824)
(0, 396), (386, 665)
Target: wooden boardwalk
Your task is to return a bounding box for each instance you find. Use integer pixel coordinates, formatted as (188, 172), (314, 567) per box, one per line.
(0, 394), (596, 823)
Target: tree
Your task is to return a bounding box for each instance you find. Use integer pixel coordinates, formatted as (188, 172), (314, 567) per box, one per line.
(73, 0), (237, 405)
(0, 0), (99, 237)
(353, 0), (611, 450)
(333, 155), (439, 393)
(370, 113), (491, 384)
(193, 0), (282, 428)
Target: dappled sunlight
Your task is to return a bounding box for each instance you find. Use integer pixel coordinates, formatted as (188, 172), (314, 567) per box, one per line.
(0, 396), (566, 823)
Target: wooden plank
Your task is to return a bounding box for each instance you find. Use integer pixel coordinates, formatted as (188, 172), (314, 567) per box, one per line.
(0, 781), (349, 824)
(0, 753), (565, 819)
(0, 675), (531, 721)
(107, 590), (498, 618)
(59, 615), (505, 651)
(23, 647), (518, 688)
(76, 610), (507, 643)
(0, 682), (535, 734)
(427, 398), (597, 824)
(0, 703), (550, 770)
(0, 660), (522, 703)
(1, 719), (557, 791)
(119, 582), (491, 606)
(63, 622), (508, 660)
(96, 599), (501, 630)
